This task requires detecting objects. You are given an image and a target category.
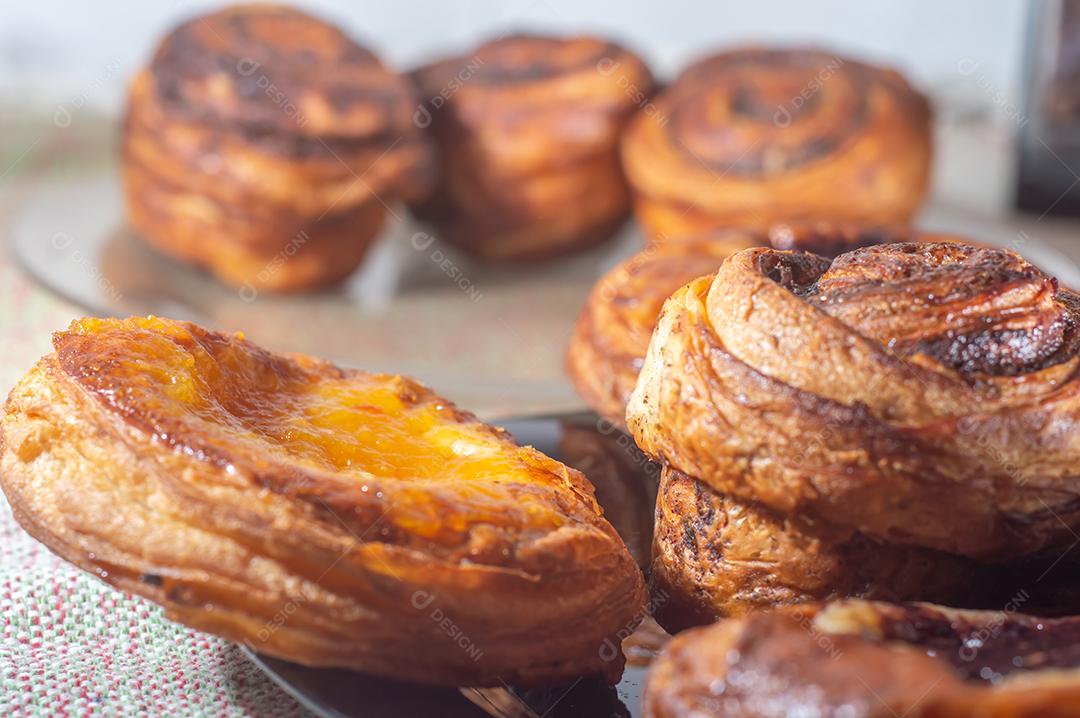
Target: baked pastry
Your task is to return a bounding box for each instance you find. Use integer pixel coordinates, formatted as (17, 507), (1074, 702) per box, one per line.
(410, 34), (653, 260)
(628, 241), (1080, 559)
(566, 224), (914, 424)
(645, 600), (1080, 718)
(0, 317), (645, 686)
(122, 5), (432, 292)
(651, 467), (990, 633)
(621, 48), (932, 241)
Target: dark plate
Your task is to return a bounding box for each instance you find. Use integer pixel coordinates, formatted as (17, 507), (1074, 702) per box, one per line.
(242, 412), (663, 718)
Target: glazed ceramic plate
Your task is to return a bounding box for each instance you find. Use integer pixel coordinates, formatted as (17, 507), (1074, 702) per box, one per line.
(242, 412), (663, 718)
(11, 172), (1080, 418)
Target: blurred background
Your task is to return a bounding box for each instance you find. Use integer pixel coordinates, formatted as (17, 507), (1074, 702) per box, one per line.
(0, 0), (1034, 210)
(0, 0), (1077, 417)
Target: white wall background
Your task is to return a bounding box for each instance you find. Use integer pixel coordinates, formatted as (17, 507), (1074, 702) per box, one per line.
(0, 0), (1030, 122)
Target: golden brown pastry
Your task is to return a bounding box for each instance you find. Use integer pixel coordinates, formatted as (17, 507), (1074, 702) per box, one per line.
(122, 5), (432, 292)
(621, 48), (932, 241)
(628, 241), (1080, 560)
(0, 317), (645, 686)
(651, 467), (989, 633)
(645, 600), (1080, 718)
(566, 224), (916, 424)
(410, 34), (654, 260)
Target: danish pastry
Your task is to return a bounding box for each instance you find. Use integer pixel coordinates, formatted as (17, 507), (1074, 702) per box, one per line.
(628, 241), (1080, 559)
(645, 600), (1080, 718)
(621, 48), (932, 241)
(410, 33), (654, 260)
(122, 5), (433, 292)
(0, 317), (645, 686)
(566, 224), (917, 424)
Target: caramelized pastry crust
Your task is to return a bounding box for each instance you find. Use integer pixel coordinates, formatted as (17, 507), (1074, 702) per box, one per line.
(566, 224), (915, 424)
(645, 600), (1080, 718)
(0, 317), (645, 686)
(122, 5), (433, 292)
(410, 34), (654, 260)
(628, 241), (1080, 559)
(651, 468), (988, 633)
(621, 48), (932, 241)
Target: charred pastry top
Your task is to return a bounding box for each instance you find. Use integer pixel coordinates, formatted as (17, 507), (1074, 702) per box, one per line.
(861, 602), (1080, 683)
(759, 242), (1080, 377)
(444, 34), (623, 86)
(659, 48), (930, 177)
(413, 32), (654, 123)
(148, 5), (419, 141)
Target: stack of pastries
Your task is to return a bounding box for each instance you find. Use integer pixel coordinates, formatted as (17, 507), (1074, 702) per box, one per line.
(621, 48), (932, 241)
(122, 5), (433, 292)
(622, 238), (1080, 631)
(409, 33), (654, 260)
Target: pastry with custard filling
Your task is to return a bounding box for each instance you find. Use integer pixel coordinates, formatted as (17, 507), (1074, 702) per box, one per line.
(0, 316), (645, 686)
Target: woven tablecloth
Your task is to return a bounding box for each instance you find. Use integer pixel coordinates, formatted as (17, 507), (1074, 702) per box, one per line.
(0, 497), (308, 718)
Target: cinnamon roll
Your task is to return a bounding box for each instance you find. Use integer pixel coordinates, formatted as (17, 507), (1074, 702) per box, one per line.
(651, 467), (989, 633)
(0, 317), (645, 686)
(628, 241), (1080, 559)
(621, 48), (932, 241)
(122, 5), (433, 292)
(645, 600), (1080, 718)
(566, 224), (917, 424)
(410, 34), (654, 260)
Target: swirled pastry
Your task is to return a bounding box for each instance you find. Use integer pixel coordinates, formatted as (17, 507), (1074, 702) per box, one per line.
(566, 224), (917, 424)
(122, 5), (433, 292)
(651, 467), (989, 633)
(645, 600), (1080, 718)
(621, 48), (932, 241)
(0, 317), (645, 686)
(410, 34), (654, 260)
(628, 241), (1080, 559)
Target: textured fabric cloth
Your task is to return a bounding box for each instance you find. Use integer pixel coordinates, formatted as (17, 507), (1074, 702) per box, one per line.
(0, 497), (309, 717)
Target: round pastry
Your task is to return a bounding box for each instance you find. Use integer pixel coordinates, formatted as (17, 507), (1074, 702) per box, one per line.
(566, 224), (914, 424)
(621, 48), (932, 241)
(628, 241), (1080, 559)
(645, 600), (1080, 718)
(651, 468), (989, 633)
(410, 33), (654, 260)
(0, 317), (645, 686)
(122, 5), (433, 292)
